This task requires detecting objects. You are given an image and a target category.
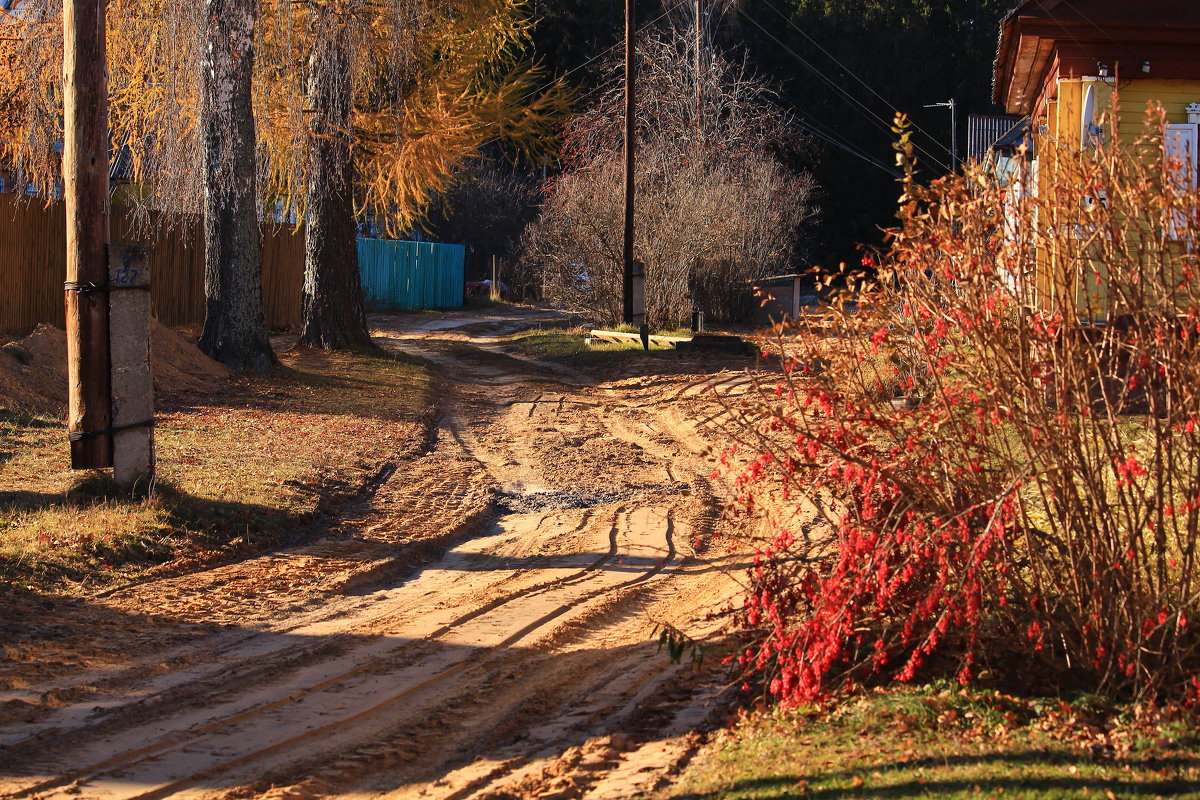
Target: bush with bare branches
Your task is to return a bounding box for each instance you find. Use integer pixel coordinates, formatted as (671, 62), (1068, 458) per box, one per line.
(521, 25), (815, 329)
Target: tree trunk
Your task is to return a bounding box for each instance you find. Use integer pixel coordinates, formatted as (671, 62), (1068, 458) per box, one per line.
(197, 0), (277, 372)
(299, 15), (373, 351)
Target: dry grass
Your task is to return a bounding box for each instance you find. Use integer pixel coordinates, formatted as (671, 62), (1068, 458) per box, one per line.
(0, 346), (432, 592)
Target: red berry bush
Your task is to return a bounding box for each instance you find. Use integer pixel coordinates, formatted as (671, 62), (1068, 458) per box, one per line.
(719, 110), (1200, 705)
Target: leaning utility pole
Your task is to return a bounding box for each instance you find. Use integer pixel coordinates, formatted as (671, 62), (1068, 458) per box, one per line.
(622, 0), (636, 325)
(695, 0), (703, 137)
(62, 0), (112, 470)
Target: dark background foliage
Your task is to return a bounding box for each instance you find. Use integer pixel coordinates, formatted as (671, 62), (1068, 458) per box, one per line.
(521, 0), (1012, 271)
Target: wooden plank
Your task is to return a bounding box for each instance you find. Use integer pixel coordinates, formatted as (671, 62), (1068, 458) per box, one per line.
(3, 202), (305, 334)
(589, 329), (690, 345)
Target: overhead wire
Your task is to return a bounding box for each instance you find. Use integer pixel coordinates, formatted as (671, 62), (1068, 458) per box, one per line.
(1057, 0), (1142, 65)
(523, 4), (677, 107)
(471, 5), (678, 155)
(568, 1), (899, 176)
(752, 0), (956, 161)
(732, 5), (953, 173)
(771, 89), (902, 177)
(794, 114), (901, 177)
(736, 6), (952, 173)
(486, 0), (897, 180)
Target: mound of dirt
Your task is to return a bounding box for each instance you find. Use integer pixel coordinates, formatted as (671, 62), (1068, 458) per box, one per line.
(0, 325), (69, 416)
(0, 321), (230, 417)
(149, 320), (231, 395)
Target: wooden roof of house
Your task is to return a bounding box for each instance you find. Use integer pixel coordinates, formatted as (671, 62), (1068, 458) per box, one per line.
(993, 0), (1200, 114)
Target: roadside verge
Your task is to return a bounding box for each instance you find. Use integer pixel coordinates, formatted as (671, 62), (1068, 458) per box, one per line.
(0, 328), (434, 594)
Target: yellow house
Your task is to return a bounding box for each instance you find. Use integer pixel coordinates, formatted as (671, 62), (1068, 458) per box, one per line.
(992, 0), (1200, 313)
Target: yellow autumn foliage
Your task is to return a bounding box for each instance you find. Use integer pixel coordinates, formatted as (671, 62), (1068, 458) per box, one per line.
(0, 0), (564, 233)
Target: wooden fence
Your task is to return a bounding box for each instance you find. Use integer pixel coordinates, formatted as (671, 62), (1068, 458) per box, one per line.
(0, 194), (305, 334)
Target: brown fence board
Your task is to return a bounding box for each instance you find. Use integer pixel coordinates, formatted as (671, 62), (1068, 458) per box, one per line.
(0, 194), (304, 334)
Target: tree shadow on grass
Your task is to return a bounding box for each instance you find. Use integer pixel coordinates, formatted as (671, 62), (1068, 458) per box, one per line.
(0, 476), (301, 592)
(159, 358), (429, 423)
(672, 749), (1200, 799)
(0, 409), (61, 430)
(0, 410), (62, 466)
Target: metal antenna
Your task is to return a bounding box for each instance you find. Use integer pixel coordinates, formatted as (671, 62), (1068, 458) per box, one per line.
(924, 98), (958, 172)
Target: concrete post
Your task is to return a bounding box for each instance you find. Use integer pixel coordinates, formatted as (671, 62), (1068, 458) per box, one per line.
(109, 243), (155, 490)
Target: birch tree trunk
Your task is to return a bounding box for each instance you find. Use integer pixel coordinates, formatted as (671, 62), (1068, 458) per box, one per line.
(299, 13), (373, 351)
(197, 0), (278, 371)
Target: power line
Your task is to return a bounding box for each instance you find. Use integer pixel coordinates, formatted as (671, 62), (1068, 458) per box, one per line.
(489, 1), (901, 180)
(774, 89), (902, 176)
(733, 6), (953, 173)
(520, 5), (678, 107)
(797, 116), (901, 177)
(565, 4), (901, 177)
(737, 4), (951, 172)
(474, 5), (678, 153)
(752, 0), (955, 161)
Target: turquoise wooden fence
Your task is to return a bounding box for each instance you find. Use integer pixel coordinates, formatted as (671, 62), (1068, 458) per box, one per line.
(358, 239), (465, 311)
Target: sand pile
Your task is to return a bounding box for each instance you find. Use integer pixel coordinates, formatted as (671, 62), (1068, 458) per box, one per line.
(0, 321), (230, 417)
(0, 325), (69, 415)
(149, 320), (231, 395)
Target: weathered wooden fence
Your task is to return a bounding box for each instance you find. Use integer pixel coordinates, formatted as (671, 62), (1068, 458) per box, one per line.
(1, 196), (467, 334)
(0, 195), (305, 334)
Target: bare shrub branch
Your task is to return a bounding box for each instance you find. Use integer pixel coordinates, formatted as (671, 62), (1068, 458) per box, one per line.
(521, 24), (815, 329)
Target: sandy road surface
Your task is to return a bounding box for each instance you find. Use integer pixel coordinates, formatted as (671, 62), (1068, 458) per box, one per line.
(0, 308), (764, 800)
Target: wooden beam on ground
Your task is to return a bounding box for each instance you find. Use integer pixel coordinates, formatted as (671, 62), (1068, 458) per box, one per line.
(589, 329), (691, 347)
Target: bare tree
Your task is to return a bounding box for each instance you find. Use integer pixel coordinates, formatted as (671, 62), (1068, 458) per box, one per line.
(423, 161), (542, 293)
(522, 25), (815, 329)
(1, 0), (562, 357)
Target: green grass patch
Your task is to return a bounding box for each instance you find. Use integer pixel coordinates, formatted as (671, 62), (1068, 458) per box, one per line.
(660, 684), (1200, 799)
(0, 348), (432, 594)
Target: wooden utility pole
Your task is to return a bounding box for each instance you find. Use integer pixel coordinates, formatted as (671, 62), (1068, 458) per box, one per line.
(622, 0), (636, 325)
(63, 0), (112, 469)
(695, 0), (703, 138)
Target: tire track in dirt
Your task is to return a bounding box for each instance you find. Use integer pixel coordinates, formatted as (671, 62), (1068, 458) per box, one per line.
(5, 511), (677, 800)
(0, 309), (761, 800)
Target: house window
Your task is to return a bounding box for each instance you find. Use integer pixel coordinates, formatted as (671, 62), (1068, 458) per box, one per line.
(1164, 123), (1198, 239)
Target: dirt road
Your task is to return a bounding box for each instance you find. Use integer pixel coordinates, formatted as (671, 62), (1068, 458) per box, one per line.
(0, 308), (761, 800)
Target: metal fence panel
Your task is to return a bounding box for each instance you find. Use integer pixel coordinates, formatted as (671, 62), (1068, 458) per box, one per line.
(357, 238), (464, 311)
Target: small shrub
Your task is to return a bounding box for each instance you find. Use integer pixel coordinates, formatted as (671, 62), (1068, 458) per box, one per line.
(719, 108), (1200, 705)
